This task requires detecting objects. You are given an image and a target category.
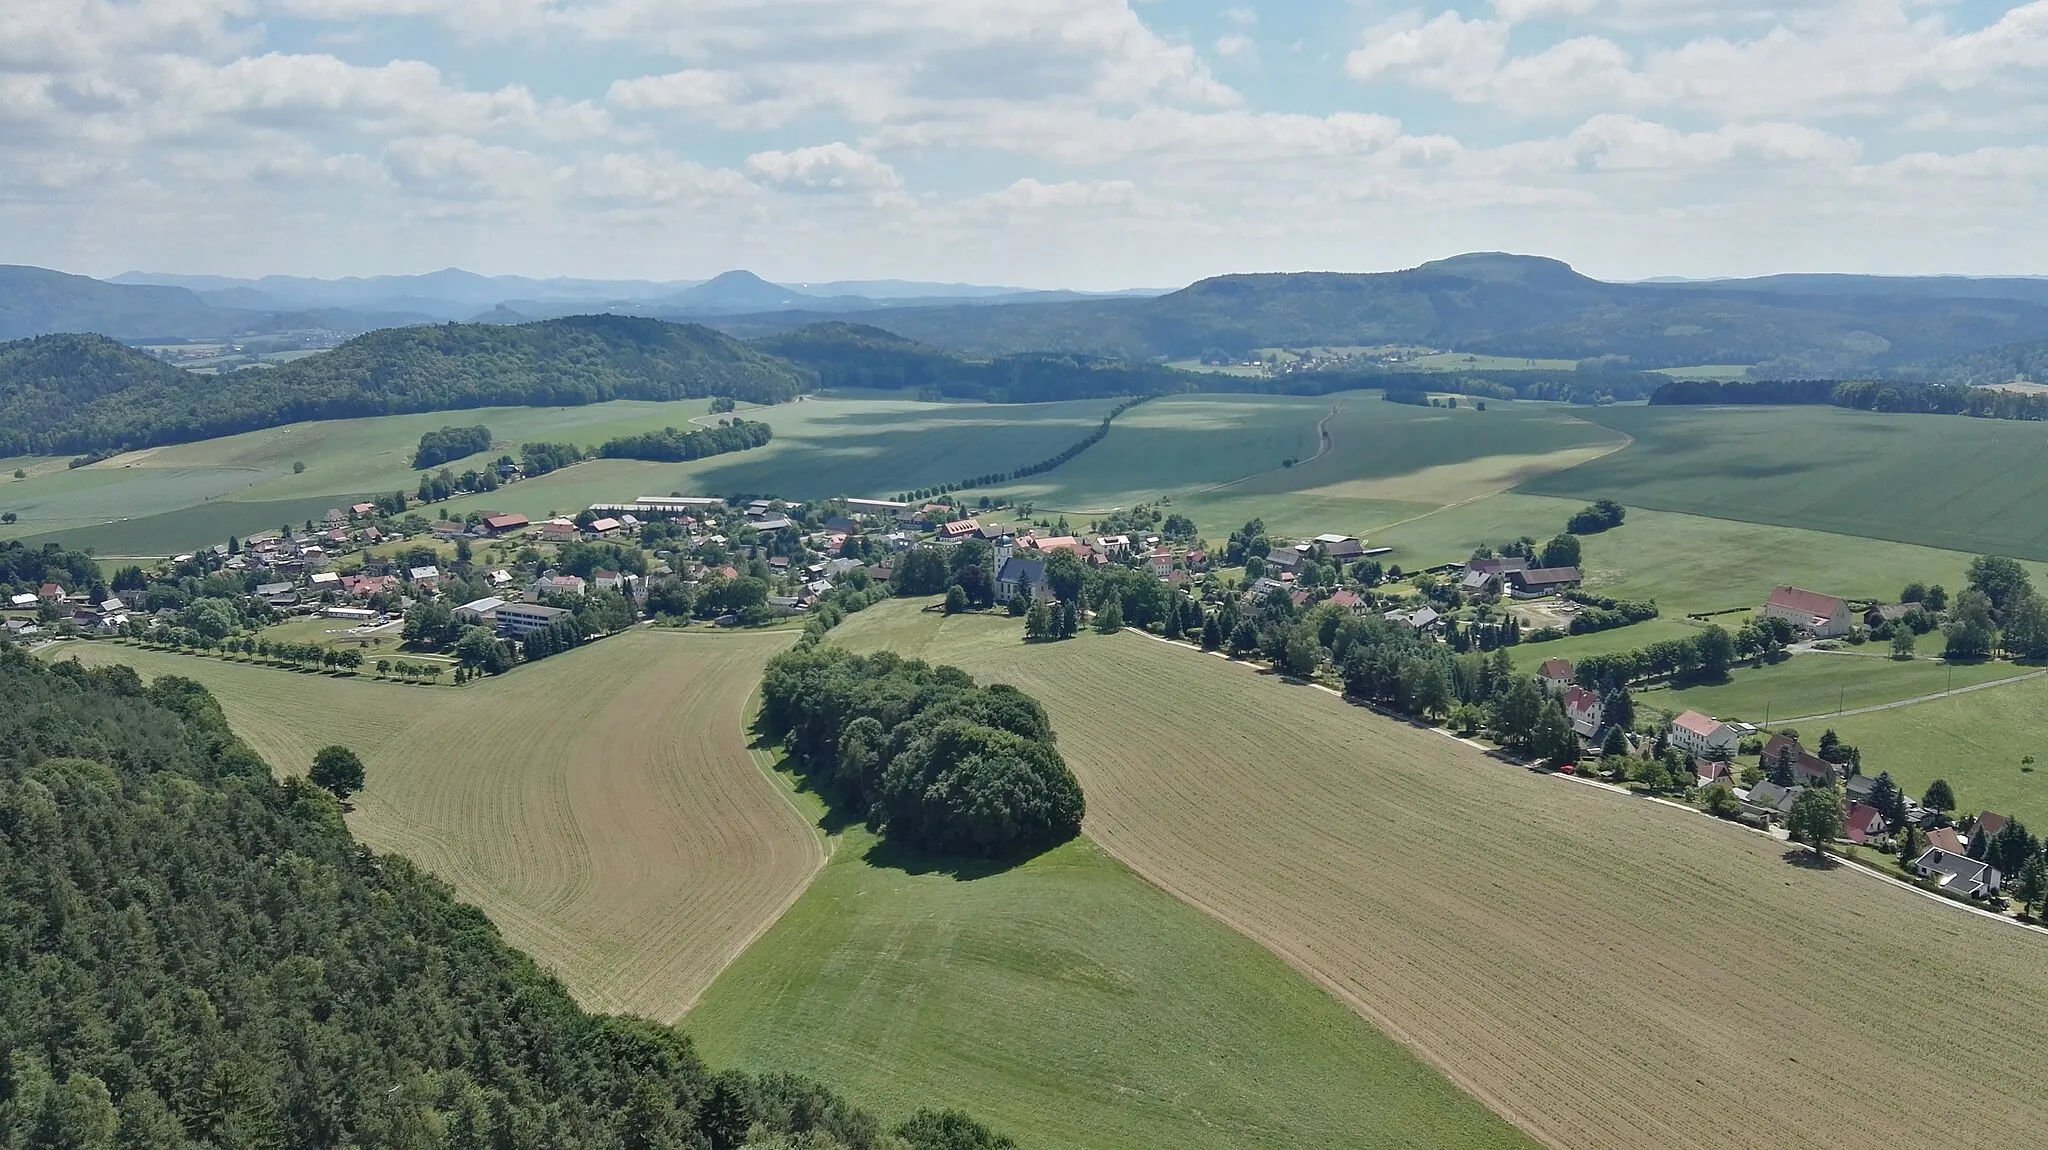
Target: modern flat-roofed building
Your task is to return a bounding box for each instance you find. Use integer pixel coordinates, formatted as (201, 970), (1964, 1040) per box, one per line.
(494, 602), (570, 638)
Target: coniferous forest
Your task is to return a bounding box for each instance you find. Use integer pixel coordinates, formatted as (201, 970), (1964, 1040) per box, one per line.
(0, 649), (1009, 1150)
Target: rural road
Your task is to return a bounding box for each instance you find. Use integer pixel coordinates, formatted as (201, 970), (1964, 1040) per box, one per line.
(1775, 668), (2047, 725)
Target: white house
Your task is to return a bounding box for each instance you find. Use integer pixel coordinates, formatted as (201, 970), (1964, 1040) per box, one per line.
(1537, 658), (1576, 696)
(1914, 847), (2002, 899)
(1564, 686), (1604, 739)
(1670, 710), (1740, 759)
(994, 556), (1049, 604)
(1764, 586), (1853, 638)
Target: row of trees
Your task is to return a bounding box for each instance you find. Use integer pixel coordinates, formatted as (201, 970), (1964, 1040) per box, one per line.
(597, 418), (773, 462)
(889, 394), (1156, 502)
(760, 647), (1085, 859)
(1652, 377), (2048, 425)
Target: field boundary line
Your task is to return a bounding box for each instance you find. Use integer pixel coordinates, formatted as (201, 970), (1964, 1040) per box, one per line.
(673, 691), (836, 1022)
(1774, 667), (2046, 724)
(1363, 416), (1634, 536)
(1045, 397), (1339, 516)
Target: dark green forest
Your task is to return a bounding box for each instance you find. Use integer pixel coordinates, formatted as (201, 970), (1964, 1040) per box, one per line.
(0, 649), (1010, 1150)
(759, 648), (1085, 860)
(1650, 377), (2048, 421)
(757, 322), (1189, 402)
(0, 317), (814, 456)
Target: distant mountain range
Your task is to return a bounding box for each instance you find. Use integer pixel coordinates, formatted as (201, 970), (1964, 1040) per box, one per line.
(100, 266), (1164, 328)
(10, 254), (2048, 379)
(710, 254), (2048, 377)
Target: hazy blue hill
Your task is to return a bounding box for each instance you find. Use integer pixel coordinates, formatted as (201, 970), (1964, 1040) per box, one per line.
(0, 264), (229, 341)
(662, 269), (819, 311)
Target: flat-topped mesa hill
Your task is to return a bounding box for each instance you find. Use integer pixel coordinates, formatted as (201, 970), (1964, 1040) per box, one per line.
(0, 315), (814, 456)
(834, 252), (2048, 372)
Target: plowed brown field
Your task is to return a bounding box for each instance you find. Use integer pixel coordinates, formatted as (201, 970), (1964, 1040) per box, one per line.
(56, 630), (816, 1021)
(831, 603), (2048, 1149)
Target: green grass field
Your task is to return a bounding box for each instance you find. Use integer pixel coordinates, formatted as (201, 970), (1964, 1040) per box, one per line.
(1825, 673), (2048, 830)
(1370, 492), (2048, 618)
(1521, 405), (2048, 559)
(1648, 652), (2026, 726)
(1506, 618), (1708, 671)
(0, 395), (1120, 556)
(689, 827), (1529, 1150)
(1000, 395), (1626, 543)
(820, 600), (2048, 1148)
(1649, 365), (1753, 380)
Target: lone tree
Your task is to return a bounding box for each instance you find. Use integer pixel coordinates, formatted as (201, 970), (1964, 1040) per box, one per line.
(943, 584), (968, 615)
(2015, 854), (2048, 921)
(1788, 787), (1844, 857)
(310, 745), (366, 801)
(1923, 778), (1957, 813)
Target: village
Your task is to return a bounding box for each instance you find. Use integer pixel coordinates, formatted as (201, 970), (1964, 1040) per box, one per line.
(3, 483), (2036, 918)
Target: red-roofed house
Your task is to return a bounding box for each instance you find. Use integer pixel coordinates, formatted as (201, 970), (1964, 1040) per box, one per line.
(1843, 802), (1888, 845)
(1764, 586), (1852, 638)
(1564, 686), (1604, 738)
(1149, 548), (1173, 577)
(1760, 733), (1838, 787)
(1328, 589), (1367, 616)
(939, 518), (981, 540)
(1695, 758), (1735, 790)
(39, 583), (64, 604)
(1537, 658), (1575, 695)
(1928, 827), (1965, 855)
(482, 513), (529, 535)
(1974, 811), (2012, 847)
(1671, 710), (1739, 759)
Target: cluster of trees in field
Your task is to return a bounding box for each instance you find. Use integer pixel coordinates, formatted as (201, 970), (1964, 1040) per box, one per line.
(596, 418), (772, 462)
(412, 424), (492, 468)
(760, 647), (1085, 859)
(1651, 376), (2048, 423)
(415, 463), (501, 502)
(1553, 590), (1659, 636)
(519, 440), (584, 476)
(889, 394), (1154, 502)
(1940, 554), (2048, 661)
(0, 649), (1010, 1150)
(1566, 499), (1626, 534)
(0, 318), (817, 455)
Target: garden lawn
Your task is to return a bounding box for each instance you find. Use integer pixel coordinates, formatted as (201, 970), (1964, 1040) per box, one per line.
(688, 827), (1530, 1150)
(1506, 618), (1707, 672)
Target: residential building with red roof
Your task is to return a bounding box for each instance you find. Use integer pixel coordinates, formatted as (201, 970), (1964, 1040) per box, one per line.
(1670, 710), (1739, 759)
(1537, 658), (1576, 695)
(1764, 586), (1852, 638)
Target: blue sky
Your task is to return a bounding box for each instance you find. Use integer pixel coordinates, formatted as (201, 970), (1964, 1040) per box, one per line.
(5, 0), (2047, 287)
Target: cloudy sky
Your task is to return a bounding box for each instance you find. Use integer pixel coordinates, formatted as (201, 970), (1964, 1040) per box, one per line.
(6, 0), (2047, 287)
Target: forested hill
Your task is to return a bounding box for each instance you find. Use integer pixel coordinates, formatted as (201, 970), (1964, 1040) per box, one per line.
(756, 321), (1190, 401)
(0, 648), (1008, 1150)
(789, 254), (2048, 375)
(0, 316), (816, 456)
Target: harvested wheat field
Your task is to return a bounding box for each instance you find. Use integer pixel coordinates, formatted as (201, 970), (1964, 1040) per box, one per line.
(830, 603), (2048, 1150)
(54, 631), (817, 1021)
